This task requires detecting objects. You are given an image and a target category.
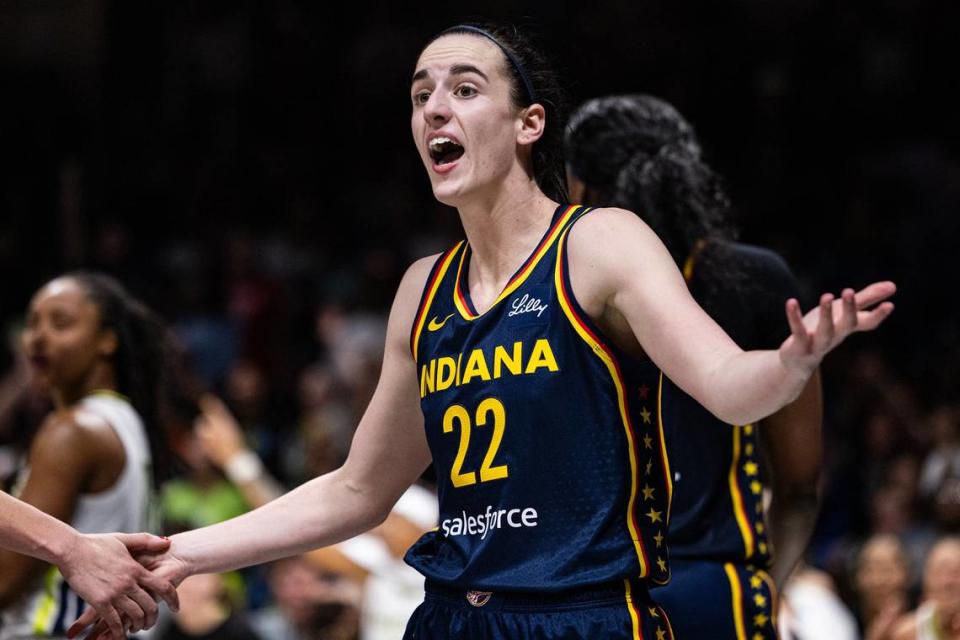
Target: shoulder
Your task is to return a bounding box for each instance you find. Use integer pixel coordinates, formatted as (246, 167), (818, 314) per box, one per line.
(30, 406), (122, 470)
(385, 252), (446, 346)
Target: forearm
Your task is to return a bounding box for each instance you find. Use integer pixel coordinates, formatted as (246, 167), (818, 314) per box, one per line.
(0, 491), (78, 565)
(171, 467), (391, 577)
(767, 486), (821, 586)
(701, 349), (811, 426)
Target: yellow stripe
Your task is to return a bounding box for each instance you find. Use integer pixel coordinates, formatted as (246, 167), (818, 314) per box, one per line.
(452, 244), (476, 319)
(554, 226), (647, 574)
(32, 566), (59, 634)
(724, 563), (748, 640)
(411, 243), (462, 359)
(455, 205), (580, 321)
(624, 579), (643, 640)
(729, 426), (756, 558)
(757, 568), (779, 626)
(657, 372), (673, 522)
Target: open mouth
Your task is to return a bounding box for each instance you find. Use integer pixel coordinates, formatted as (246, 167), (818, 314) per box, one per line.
(428, 136), (465, 166)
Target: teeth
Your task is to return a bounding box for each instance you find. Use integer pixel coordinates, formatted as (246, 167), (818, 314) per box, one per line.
(429, 136), (456, 151)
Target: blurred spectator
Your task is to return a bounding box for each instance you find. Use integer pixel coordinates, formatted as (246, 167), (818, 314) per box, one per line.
(890, 537), (960, 639)
(853, 535), (913, 639)
(250, 556), (360, 640)
(157, 573), (262, 640)
(779, 565), (860, 640)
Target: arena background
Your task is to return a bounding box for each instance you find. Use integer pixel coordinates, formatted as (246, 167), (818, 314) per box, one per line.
(1, 0), (958, 635)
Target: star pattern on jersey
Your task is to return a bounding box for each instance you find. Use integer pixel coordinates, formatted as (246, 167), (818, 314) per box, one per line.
(648, 607), (659, 618)
(743, 568), (774, 640)
(638, 384), (650, 400)
(735, 423), (771, 568)
(645, 459), (653, 475)
(656, 627), (667, 640)
(743, 461), (759, 476)
(654, 530), (664, 547)
(657, 556), (667, 572)
(644, 434), (653, 449)
(640, 407), (652, 424)
(643, 484), (655, 501)
(645, 508), (663, 523)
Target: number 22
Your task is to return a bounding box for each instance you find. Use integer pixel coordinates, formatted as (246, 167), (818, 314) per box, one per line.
(442, 398), (509, 488)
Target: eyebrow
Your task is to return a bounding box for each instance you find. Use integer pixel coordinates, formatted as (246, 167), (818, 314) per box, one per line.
(411, 64), (489, 84)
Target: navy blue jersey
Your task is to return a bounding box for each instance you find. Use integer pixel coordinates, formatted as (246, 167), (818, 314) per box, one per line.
(662, 241), (803, 566)
(405, 205), (673, 592)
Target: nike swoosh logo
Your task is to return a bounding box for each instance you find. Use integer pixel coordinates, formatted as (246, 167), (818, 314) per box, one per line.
(427, 313), (455, 332)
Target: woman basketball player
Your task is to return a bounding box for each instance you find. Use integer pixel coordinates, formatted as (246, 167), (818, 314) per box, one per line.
(73, 23), (894, 640)
(1, 272), (177, 639)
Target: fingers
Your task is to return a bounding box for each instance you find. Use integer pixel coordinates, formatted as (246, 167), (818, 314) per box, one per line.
(114, 594), (145, 634)
(853, 281), (896, 309)
(115, 531), (170, 553)
(837, 288), (857, 333)
(785, 299), (811, 351)
(67, 606), (101, 638)
(814, 293), (835, 347)
(857, 301), (895, 331)
(124, 584), (160, 631)
(140, 568), (181, 612)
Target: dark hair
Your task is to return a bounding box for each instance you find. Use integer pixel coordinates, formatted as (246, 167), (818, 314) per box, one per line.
(65, 272), (175, 488)
(424, 22), (569, 203)
(565, 94), (737, 289)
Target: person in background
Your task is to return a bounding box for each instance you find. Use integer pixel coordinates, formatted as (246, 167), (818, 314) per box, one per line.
(566, 93), (824, 639)
(0, 272), (179, 639)
(890, 537), (960, 640)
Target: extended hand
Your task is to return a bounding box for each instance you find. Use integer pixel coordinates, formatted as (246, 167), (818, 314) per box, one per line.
(781, 281), (896, 373)
(60, 533), (179, 640)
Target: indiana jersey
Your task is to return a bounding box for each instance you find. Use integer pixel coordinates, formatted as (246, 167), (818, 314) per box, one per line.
(661, 241), (803, 566)
(405, 204), (673, 591)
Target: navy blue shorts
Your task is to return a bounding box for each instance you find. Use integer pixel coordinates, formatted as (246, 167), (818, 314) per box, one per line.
(654, 559), (779, 640)
(404, 579), (675, 639)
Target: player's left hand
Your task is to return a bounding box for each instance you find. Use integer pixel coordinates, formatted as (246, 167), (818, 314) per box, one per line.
(779, 281), (896, 374)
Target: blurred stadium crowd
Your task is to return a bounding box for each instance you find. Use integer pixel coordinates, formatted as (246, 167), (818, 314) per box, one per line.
(2, 1), (959, 639)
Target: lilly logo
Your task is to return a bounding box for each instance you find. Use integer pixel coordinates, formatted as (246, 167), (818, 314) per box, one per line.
(428, 313), (455, 332)
(466, 590), (493, 607)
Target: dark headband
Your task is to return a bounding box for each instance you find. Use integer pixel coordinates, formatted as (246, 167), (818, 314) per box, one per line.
(440, 25), (537, 104)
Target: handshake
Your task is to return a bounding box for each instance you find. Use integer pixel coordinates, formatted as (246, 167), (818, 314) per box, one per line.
(58, 531), (186, 640)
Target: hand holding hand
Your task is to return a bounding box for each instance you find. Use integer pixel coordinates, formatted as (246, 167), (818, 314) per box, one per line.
(61, 533), (179, 640)
(780, 281), (895, 375)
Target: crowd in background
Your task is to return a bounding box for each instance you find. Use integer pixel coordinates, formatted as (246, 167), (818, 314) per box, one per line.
(1, 1), (959, 638)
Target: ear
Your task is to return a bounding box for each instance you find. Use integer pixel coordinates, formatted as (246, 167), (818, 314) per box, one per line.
(516, 103), (546, 147)
(98, 329), (118, 357)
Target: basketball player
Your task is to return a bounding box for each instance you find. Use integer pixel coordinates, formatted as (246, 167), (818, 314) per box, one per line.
(565, 94), (824, 639)
(1, 273), (177, 639)
(72, 23), (894, 640)
(0, 491), (178, 640)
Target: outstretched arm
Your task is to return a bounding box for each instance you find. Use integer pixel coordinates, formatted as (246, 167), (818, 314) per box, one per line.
(566, 208), (894, 425)
(0, 491), (178, 640)
(70, 256), (436, 640)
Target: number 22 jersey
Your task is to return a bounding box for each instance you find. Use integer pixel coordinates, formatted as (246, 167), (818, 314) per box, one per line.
(405, 205), (673, 591)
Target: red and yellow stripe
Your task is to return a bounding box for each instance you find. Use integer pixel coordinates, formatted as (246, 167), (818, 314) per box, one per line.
(728, 426), (756, 559)
(410, 243), (462, 360)
(454, 205), (580, 320)
(554, 223), (649, 576)
(623, 579), (645, 640)
(656, 372), (673, 522)
(724, 563), (748, 640)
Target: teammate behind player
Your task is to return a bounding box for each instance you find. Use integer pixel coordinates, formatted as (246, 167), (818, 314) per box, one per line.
(72, 22), (894, 640)
(565, 94), (826, 639)
(0, 272), (177, 639)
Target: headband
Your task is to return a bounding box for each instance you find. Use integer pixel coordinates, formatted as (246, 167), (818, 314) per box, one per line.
(440, 25), (537, 104)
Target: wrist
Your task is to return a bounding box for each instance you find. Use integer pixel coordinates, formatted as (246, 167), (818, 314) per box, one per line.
(46, 526), (82, 572)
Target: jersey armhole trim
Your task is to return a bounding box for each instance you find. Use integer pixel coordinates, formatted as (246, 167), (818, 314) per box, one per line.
(410, 242), (463, 361)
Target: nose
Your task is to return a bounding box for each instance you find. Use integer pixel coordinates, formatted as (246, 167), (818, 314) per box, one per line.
(423, 90), (451, 126)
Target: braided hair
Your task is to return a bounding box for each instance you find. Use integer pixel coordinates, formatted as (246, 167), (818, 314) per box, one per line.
(65, 272), (175, 488)
(565, 95), (738, 292)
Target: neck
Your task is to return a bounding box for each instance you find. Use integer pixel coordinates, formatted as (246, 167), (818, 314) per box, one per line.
(456, 178), (558, 287)
(53, 365), (118, 409)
